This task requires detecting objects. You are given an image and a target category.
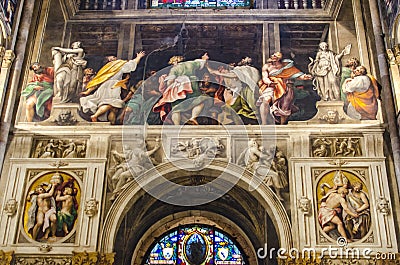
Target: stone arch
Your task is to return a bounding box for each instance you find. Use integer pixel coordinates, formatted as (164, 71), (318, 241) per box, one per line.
(392, 13), (400, 44)
(130, 212), (257, 264)
(99, 160), (293, 260)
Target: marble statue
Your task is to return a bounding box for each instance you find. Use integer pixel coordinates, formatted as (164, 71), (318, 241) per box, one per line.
(308, 42), (351, 101)
(52, 41), (87, 103)
(108, 140), (160, 201)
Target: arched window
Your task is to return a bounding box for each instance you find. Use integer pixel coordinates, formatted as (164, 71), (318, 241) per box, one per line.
(144, 225), (247, 264)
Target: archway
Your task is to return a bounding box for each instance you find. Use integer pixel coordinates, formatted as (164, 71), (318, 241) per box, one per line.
(99, 161), (293, 264)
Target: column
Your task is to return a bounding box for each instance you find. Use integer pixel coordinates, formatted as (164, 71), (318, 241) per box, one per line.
(368, 0), (400, 201)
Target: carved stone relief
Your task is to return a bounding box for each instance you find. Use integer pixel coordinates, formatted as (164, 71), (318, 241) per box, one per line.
(376, 197), (390, 215)
(32, 139), (86, 158)
(107, 139), (160, 201)
(297, 196), (311, 215)
(170, 137), (226, 167)
(15, 257), (72, 265)
(318, 110), (345, 124)
(236, 139), (288, 201)
(71, 251), (115, 265)
(1, 50), (15, 69)
(22, 172), (81, 243)
(3, 198), (17, 216)
(54, 111), (78, 126)
(84, 199), (98, 217)
(0, 250), (13, 265)
(311, 137), (362, 157)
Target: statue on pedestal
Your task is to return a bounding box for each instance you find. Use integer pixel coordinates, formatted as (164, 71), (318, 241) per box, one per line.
(52, 41), (87, 103)
(308, 42), (351, 101)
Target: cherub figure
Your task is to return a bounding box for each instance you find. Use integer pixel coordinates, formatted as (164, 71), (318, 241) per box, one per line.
(27, 182), (57, 240)
(56, 185), (78, 236)
(312, 138), (332, 157)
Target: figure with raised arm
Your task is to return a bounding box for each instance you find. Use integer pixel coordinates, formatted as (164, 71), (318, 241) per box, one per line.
(258, 52), (312, 125)
(318, 187), (359, 241)
(308, 42), (351, 101)
(52, 41), (87, 103)
(80, 51), (145, 123)
(153, 53), (210, 125)
(27, 182), (58, 240)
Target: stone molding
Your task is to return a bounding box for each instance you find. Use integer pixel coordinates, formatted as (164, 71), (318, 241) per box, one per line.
(72, 251), (115, 265)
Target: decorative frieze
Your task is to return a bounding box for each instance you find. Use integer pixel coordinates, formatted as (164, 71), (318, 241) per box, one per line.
(170, 137), (226, 167)
(311, 137), (362, 157)
(32, 139), (87, 158)
(14, 257), (72, 265)
(72, 251), (114, 265)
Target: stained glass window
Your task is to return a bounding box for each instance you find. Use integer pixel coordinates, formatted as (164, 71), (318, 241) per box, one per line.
(149, 0), (251, 9)
(144, 225), (246, 265)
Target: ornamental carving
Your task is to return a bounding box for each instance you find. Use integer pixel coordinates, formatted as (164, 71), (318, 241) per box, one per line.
(311, 137), (361, 157)
(54, 111), (78, 126)
(0, 46), (5, 61)
(1, 50), (15, 68)
(33, 139), (86, 158)
(0, 250), (13, 265)
(107, 140), (160, 201)
(318, 110), (345, 124)
(84, 199), (98, 217)
(237, 139), (288, 201)
(297, 196), (311, 215)
(376, 196), (390, 215)
(171, 137), (225, 167)
(387, 44), (400, 65)
(3, 198), (17, 216)
(14, 256), (71, 265)
(71, 251), (114, 265)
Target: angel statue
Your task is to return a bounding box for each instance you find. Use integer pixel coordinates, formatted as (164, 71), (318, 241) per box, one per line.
(237, 139), (288, 200)
(308, 42), (351, 101)
(107, 140), (160, 201)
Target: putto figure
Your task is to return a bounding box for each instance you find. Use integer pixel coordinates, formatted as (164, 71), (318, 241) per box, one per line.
(27, 182), (58, 240)
(308, 42), (351, 101)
